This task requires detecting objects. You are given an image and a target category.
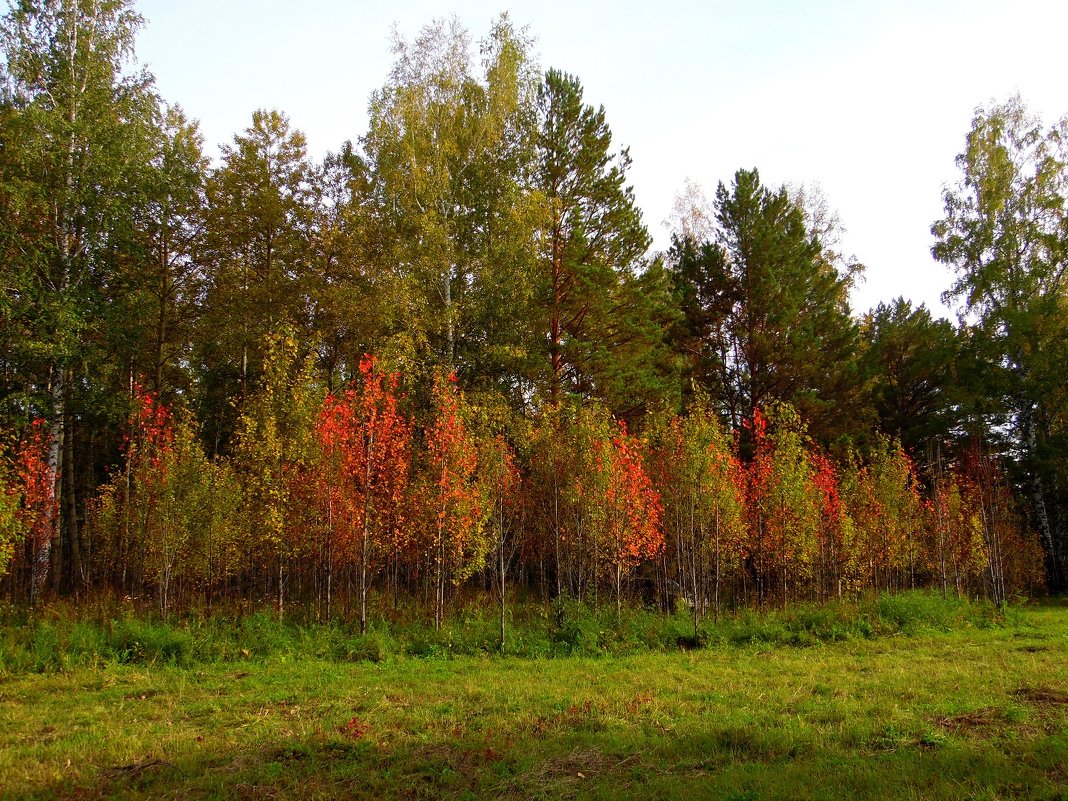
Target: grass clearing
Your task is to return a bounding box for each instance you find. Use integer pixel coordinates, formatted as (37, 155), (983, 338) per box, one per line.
(0, 602), (1065, 799)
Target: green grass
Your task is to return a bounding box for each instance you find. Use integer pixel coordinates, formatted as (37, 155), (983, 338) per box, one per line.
(0, 591), (1009, 671)
(0, 598), (1065, 799)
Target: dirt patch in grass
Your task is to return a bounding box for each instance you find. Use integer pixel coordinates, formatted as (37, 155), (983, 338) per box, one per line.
(497, 747), (638, 798)
(934, 708), (1004, 736)
(1013, 686), (1068, 707)
(104, 758), (179, 779)
(521, 699), (608, 736)
(122, 688), (162, 701)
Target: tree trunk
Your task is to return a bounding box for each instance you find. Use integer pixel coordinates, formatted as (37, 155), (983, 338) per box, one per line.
(277, 559), (284, 621)
(360, 523), (369, 635)
(63, 405), (83, 593)
(549, 222), (563, 407)
(714, 507), (722, 625)
(499, 509), (506, 651)
(35, 367), (64, 603)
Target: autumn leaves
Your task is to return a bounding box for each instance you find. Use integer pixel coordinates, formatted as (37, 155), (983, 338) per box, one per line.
(2, 360), (1043, 622)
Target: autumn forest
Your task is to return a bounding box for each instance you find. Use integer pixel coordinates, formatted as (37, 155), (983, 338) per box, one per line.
(2, 0), (1067, 632)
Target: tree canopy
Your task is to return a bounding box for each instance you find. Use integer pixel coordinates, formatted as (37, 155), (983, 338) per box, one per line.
(0, 3), (1062, 607)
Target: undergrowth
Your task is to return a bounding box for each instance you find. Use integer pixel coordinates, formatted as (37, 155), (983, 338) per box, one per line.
(0, 590), (1013, 674)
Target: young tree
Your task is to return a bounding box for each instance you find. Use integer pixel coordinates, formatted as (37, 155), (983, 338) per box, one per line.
(842, 437), (923, 592)
(599, 421), (662, 613)
(555, 401), (614, 601)
(0, 441), (21, 579)
(478, 432), (520, 648)
(87, 385), (240, 611)
(809, 451), (853, 600)
(0, 421), (53, 596)
(653, 404), (745, 632)
(926, 471), (972, 598)
(317, 355), (411, 633)
(527, 405), (572, 598)
(231, 331), (319, 619)
(745, 405), (821, 606)
(956, 441), (1046, 605)
(423, 371), (488, 628)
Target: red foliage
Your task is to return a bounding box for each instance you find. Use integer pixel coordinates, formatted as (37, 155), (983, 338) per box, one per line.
(316, 356), (412, 567)
(810, 452), (844, 554)
(744, 407), (775, 564)
(604, 421), (663, 568)
(425, 371), (483, 565)
(14, 419), (56, 584)
(128, 384), (175, 483)
(341, 716), (369, 740)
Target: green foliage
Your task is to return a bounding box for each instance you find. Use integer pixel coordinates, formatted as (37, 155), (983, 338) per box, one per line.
(0, 441), (24, 577)
(117, 104), (208, 401)
(535, 68), (679, 413)
(872, 591), (1000, 634)
(747, 404), (822, 598)
(548, 596), (602, 653)
(198, 110), (315, 447)
(106, 617), (194, 666)
(0, 0), (160, 595)
(0, 2), (1060, 615)
(88, 390), (241, 614)
(231, 331), (321, 613)
(669, 169), (862, 444)
(364, 15), (542, 393)
(932, 95), (1068, 588)
(650, 399), (745, 630)
(860, 299), (962, 459)
(839, 435), (925, 591)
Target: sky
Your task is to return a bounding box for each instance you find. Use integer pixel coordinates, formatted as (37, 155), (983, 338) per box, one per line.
(134, 0), (1068, 318)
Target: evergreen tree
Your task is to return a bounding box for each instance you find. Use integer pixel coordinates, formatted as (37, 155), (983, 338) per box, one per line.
(669, 168), (861, 446)
(860, 298), (962, 464)
(535, 68), (678, 416)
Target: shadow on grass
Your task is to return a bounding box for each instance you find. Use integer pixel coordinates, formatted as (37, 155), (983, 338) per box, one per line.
(36, 697), (1068, 801)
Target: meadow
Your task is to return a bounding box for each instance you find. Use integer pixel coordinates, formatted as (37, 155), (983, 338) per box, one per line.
(0, 594), (1066, 800)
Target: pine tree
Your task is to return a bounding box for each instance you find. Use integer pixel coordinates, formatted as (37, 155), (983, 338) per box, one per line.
(535, 69), (678, 415)
(669, 169), (860, 446)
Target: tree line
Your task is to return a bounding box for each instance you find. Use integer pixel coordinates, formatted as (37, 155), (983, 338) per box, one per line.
(0, 2), (1064, 619)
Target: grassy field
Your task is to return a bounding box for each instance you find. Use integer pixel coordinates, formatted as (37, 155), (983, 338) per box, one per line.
(0, 601), (1066, 800)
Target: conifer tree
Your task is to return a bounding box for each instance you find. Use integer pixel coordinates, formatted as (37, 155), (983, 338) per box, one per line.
(535, 69), (678, 415)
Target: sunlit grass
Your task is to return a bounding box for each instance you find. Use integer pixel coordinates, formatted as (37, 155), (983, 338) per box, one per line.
(0, 600), (1065, 799)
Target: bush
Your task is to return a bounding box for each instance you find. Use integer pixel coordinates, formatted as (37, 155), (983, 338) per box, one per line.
(871, 590), (999, 633)
(107, 617), (192, 666)
(549, 598), (602, 655)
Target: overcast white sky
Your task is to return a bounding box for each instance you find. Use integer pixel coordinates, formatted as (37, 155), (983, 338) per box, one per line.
(136, 0), (1068, 318)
